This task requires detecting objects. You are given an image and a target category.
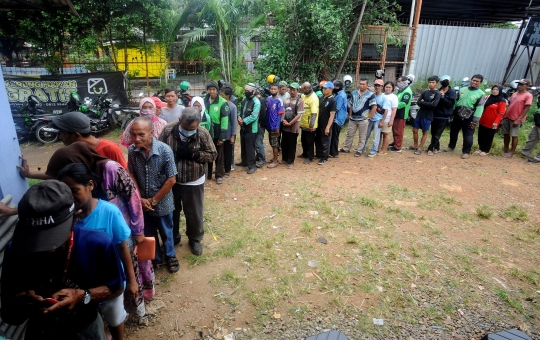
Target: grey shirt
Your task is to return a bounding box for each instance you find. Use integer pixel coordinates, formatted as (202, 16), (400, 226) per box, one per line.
(161, 105), (184, 123)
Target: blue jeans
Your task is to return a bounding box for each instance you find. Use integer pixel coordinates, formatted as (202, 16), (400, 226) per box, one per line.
(144, 212), (175, 264)
(362, 119), (382, 153)
(255, 127), (266, 163)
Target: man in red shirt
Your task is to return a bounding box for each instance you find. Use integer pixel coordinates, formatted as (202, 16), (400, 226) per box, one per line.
(501, 79), (533, 158)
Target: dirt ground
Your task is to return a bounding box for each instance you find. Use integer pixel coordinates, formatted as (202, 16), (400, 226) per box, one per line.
(18, 129), (540, 339)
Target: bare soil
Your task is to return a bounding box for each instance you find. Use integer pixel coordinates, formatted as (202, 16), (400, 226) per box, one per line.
(19, 130), (540, 339)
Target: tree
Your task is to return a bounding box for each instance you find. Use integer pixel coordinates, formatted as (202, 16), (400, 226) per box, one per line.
(256, 0), (401, 82)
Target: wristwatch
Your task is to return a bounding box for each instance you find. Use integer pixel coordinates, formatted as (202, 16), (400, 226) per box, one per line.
(82, 289), (91, 305)
(151, 197), (158, 207)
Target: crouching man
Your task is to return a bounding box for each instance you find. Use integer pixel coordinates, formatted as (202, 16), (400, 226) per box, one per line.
(1, 180), (125, 339)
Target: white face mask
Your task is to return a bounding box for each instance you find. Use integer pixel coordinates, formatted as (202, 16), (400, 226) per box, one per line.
(397, 81), (408, 90)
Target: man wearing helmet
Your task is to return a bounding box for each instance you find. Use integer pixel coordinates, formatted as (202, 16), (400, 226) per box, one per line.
(390, 75), (414, 152)
(204, 81), (230, 183)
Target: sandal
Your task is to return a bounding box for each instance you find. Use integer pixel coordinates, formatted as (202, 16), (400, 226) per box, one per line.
(414, 149), (422, 155)
(166, 256), (180, 273)
(408, 145), (417, 150)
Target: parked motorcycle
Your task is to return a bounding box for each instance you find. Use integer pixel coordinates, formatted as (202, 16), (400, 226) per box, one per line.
(13, 95), (60, 144)
(67, 91), (125, 133)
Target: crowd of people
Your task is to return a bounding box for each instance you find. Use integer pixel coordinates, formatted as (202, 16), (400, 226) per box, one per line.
(2, 73), (540, 339)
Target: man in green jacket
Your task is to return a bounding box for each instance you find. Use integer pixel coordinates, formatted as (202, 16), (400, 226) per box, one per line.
(445, 74), (485, 159)
(204, 80), (230, 182)
(236, 83), (260, 174)
(390, 75), (414, 152)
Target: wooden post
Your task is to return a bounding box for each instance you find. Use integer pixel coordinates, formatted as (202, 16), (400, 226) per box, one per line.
(355, 33), (364, 88)
(381, 30), (389, 71)
(335, 0), (368, 79)
(406, 0), (423, 72)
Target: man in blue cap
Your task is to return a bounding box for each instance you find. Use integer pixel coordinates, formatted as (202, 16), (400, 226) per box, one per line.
(316, 81), (337, 165)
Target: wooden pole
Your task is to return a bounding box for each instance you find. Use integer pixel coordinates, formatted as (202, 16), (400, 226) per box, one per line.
(406, 0), (423, 67)
(380, 30), (389, 71)
(355, 33), (364, 88)
(335, 0), (368, 79)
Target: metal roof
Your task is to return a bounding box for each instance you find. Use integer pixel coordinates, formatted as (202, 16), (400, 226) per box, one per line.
(0, 0), (77, 15)
(395, 0), (540, 24)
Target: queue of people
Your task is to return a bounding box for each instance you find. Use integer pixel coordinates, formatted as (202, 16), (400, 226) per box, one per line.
(3, 73), (539, 339)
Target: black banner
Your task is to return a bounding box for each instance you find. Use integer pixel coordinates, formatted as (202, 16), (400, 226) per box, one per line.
(5, 72), (129, 115)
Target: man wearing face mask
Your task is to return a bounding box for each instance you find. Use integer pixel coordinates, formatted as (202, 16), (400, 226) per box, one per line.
(204, 81), (230, 183)
(329, 80), (348, 158)
(237, 83), (261, 174)
(159, 108), (217, 255)
(390, 75), (414, 152)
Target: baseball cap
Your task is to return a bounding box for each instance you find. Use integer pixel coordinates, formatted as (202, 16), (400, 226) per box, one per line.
(151, 97), (167, 108)
(374, 79), (384, 86)
(12, 180), (75, 253)
(322, 81), (334, 89)
(52, 111), (91, 134)
(278, 81), (288, 87)
(289, 82), (300, 89)
(517, 78), (531, 86)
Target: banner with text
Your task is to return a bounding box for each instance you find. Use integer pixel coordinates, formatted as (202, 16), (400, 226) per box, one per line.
(5, 72), (129, 116)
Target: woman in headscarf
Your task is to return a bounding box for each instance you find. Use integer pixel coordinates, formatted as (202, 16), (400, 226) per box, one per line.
(45, 142), (155, 308)
(191, 96), (213, 134)
(120, 97), (168, 147)
(476, 85), (507, 156)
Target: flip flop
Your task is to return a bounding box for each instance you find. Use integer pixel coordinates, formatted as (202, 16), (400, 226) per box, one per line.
(414, 149), (422, 155)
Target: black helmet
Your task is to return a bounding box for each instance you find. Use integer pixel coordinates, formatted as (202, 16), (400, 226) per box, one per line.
(334, 80), (343, 89)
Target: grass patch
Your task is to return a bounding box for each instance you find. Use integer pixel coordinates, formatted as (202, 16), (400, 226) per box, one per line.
(476, 204), (493, 219)
(495, 288), (524, 312)
(499, 204), (529, 221)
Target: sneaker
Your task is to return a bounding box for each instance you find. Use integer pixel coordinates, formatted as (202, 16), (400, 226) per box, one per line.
(247, 167), (257, 174)
(230, 165), (235, 171)
(528, 157), (540, 163)
(189, 240), (203, 256)
(317, 159), (328, 165)
(461, 153), (470, 159)
(443, 147), (454, 152)
(216, 177), (223, 184)
(427, 150), (434, 156)
(339, 148), (350, 153)
(434, 149), (440, 154)
(479, 152), (488, 156)
(473, 150), (482, 155)
(255, 162), (265, 168)
(354, 151), (362, 157)
(389, 146), (402, 153)
(389, 142), (395, 147)
(287, 164), (294, 169)
(224, 172), (230, 178)
(303, 158), (311, 164)
(367, 151), (377, 157)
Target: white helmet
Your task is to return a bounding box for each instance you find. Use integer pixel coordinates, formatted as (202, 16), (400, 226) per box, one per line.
(406, 74), (415, 83)
(510, 80), (520, 90)
(343, 75), (353, 85)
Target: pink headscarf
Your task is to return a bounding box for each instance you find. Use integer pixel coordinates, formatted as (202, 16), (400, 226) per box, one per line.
(120, 97), (168, 147)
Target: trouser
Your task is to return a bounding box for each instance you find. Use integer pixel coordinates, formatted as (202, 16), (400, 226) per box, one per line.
(342, 119), (369, 151)
(209, 139), (224, 179)
(362, 120), (382, 153)
(172, 183), (204, 243)
(315, 127), (322, 157)
(301, 129), (316, 160)
(521, 125), (540, 157)
(427, 118), (448, 151)
(281, 130), (299, 164)
(317, 126), (332, 160)
(448, 115), (475, 154)
(329, 123), (342, 157)
(478, 124), (498, 153)
(144, 212), (175, 264)
(392, 118), (406, 150)
(241, 128), (257, 169)
(223, 140), (233, 173)
(25, 313), (106, 340)
(255, 127), (266, 163)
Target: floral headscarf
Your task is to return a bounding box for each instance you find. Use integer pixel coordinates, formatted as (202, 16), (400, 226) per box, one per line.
(120, 97), (168, 147)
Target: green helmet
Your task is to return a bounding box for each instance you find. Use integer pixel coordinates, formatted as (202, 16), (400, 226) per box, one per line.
(79, 104), (89, 113)
(180, 81), (191, 92)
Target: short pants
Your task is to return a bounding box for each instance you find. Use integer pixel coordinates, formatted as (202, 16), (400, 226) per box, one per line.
(267, 129), (280, 148)
(381, 122), (392, 133)
(99, 292), (127, 327)
(413, 117), (432, 131)
(500, 118), (521, 137)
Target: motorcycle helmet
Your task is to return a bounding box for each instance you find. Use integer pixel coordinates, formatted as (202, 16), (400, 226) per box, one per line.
(267, 74), (280, 84)
(440, 75), (451, 82)
(375, 69), (385, 79)
(180, 80), (191, 92)
(218, 79), (226, 89)
(343, 75), (353, 86)
(461, 77), (470, 87)
(406, 74), (415, 84)
(334, 80), (343, 89)
(510, 80), (520, 90)
(69, 92), (80, 103)
(319, 80), (327, 88)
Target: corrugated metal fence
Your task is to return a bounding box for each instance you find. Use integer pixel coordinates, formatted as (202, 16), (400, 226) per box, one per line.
(0, 195), (26, 340)
(413, 25), (540, 83)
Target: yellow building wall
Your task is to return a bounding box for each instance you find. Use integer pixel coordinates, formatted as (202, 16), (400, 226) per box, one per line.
(115, 43), (167, 78)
